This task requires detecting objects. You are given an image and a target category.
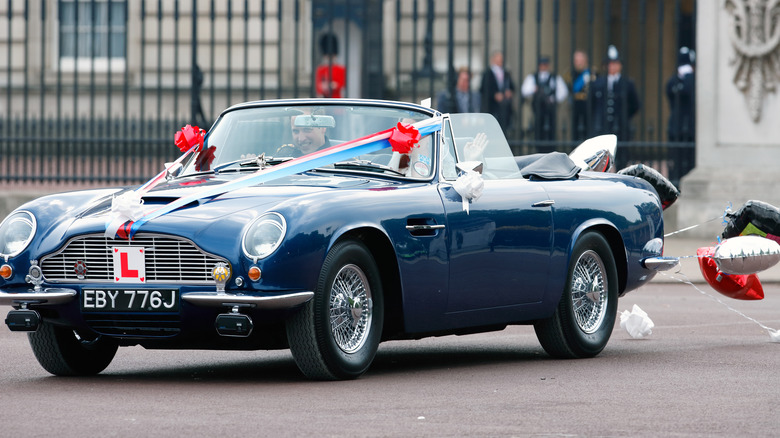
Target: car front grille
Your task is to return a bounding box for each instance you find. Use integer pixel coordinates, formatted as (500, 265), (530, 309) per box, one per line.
(40, 233), (228, 285)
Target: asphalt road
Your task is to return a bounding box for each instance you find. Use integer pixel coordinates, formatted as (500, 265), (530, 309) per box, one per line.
(1, 282), (779, 437)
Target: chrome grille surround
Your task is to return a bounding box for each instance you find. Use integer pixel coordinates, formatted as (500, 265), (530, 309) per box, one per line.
(40, 233), (229, 285)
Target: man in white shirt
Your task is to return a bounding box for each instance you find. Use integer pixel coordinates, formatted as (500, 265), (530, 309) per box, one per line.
(521, 56), (568, 141)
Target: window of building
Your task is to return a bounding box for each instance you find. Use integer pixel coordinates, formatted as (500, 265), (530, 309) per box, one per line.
(59, 0), (127, 72)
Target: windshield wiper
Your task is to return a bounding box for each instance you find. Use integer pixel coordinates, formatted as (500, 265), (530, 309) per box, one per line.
(333, 160), (406, 177)
(211, 157), (259, 173)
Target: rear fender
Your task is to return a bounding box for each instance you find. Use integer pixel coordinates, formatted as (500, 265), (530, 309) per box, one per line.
(567, 220), (628, 295)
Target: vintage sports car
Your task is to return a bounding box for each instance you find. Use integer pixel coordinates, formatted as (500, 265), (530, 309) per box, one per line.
(0, 99), (665, 380)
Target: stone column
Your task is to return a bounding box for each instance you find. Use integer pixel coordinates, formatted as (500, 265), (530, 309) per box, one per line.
(677, 0), (780, 238)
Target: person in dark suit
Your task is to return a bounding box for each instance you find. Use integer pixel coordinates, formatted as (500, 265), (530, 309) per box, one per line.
(666, 47), (695, 142)
(480, 51), (515, 133)
(565, 50), (593, 141)
(589, 45), (640, 141)
(437, 67), (481, 113)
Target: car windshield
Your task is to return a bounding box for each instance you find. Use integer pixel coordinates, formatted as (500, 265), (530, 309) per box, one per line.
(180, 102), (438, 179)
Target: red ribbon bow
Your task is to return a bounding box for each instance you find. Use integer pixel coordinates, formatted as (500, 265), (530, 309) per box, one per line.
(174, 125), (205, 153)
(388, 122), (421, 154)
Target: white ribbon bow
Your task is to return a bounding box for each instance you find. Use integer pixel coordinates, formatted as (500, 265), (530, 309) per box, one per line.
(452, 170), (484, 214)
(104, 191), (145, 238)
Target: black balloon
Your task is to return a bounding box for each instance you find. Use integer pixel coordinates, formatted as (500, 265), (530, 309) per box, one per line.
(617, 164), (680, 209)
(722, 200), (780, 240)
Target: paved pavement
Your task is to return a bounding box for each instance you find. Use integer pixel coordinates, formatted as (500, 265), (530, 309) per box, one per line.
(1, 282), (779, 437)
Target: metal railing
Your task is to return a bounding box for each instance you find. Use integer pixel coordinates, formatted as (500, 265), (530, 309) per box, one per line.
(0, 0), (696, 188)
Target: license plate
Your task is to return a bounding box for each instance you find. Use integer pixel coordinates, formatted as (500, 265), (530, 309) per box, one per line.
(82, 289), (179, 312)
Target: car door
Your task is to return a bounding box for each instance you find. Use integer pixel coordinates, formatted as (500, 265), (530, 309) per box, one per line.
(439, 179), (553, 312)
(436, 116), (554, 314)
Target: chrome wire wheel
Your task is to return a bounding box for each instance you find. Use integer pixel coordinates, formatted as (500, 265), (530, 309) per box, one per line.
(570, 249), (608, 334)
(329, 263), (373, 354)
(534, 232), (617, 359)
(287, 239), (383, 380)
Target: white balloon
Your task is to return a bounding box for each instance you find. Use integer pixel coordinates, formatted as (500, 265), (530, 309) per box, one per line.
(713, 235), (780, 275)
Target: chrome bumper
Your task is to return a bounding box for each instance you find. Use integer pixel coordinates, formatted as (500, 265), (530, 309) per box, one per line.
(0, 288), (78, 306)
(641, 256), (680, 271)
(182, 291), (314, 309)
(0, 288), (313, 310)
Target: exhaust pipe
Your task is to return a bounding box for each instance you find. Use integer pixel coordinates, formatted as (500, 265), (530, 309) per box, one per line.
(215, 313), (253, 337)
(5, 309), (41, 332)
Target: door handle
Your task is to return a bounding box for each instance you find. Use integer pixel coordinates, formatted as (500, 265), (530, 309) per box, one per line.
(406, 218), (445, 237)
(532, 200), (555, 207)
(405, 224), (446, 231)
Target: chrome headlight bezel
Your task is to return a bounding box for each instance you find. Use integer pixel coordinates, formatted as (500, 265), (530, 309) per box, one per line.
(0, 210), (37, 258)
(242, 212), (287, 261)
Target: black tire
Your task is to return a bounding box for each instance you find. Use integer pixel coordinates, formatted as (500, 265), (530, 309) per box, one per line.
(534, 231), (618, 359)
(286, 239), (384, 380)
(28, 321), (118, 376)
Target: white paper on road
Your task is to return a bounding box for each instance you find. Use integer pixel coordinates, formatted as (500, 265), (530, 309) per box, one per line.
(620, 304), (655, 339)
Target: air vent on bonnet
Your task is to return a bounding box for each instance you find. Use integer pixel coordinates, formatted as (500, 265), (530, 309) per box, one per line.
(140, 196), (200, 209)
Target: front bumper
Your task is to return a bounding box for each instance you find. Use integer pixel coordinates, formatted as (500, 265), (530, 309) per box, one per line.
(0, 288), (77, 306)
(182, 291), (313, 309)
(0, 288), (313, 310)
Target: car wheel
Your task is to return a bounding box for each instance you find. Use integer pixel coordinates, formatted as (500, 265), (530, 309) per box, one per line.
(286, 239), (384, 380)
(534, 231), (618, 359)
(28, 322), (118, 376)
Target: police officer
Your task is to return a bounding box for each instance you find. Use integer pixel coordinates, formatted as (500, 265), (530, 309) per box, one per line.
(666, 47), (695, 142)
(521, 56), (568, 141)
(589, 45), (640, 141)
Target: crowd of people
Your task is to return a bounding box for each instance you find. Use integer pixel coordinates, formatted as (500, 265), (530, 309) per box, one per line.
(437, 45), (695, 144)
(314, 32), (694, 145)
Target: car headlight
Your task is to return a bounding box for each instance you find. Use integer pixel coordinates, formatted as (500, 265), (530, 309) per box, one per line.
(242, 212), (286, 260)
(0, 211), (36, 258)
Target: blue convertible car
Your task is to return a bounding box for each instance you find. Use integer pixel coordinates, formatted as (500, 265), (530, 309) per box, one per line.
(0, 99), (664, 380)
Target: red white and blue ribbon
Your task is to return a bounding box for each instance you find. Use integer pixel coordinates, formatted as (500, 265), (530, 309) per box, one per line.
(107, 117), (441, 239)
(105, 126), (205, 238)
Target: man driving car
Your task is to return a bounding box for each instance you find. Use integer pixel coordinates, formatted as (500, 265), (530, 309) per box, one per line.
(276, 110), (332, 157)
